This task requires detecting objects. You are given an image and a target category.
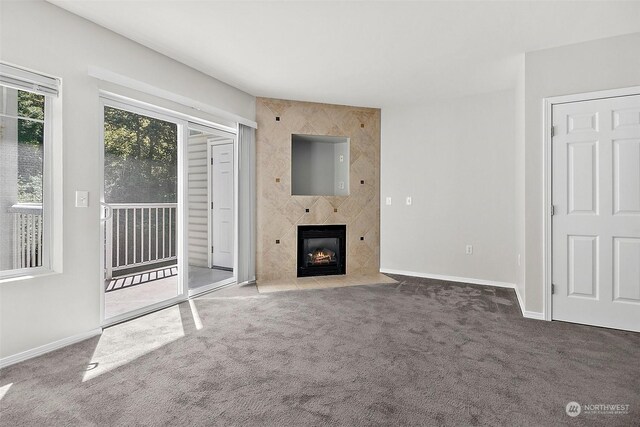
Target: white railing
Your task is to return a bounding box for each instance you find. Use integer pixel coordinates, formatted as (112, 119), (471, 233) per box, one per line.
(104, 203), (177, 279)
(10, 204), (43, 269)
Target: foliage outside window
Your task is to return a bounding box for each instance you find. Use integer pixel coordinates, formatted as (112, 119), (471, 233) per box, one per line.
(0, 86), (46, 272)
(17, 90), (45, 203)
(103, 107), (177, 203)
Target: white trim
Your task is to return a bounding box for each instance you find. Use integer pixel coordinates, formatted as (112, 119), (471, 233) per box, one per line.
(381, 268), (547, 321)
(188, 277), (237, 298)
(101, 295), (187, 328)
(542, 85), (640, 324)
(0, 61), (60, 97)
(207, 141), (213, 268)
(379, 268), (516, 289)
(514, 285), (526, 316)
(100, 95), (190, 326)
(98, 101), (106, 323)
(0, 75), (63, 281)
(543, 85), (640, 106)
(88, 66), (256, 129)
(0, 328), (102, 369)
(543, 97), (553, 322)
(100, 91), (237, 135)
(523, 311), (545, 320)
(513, 284), (545, 320)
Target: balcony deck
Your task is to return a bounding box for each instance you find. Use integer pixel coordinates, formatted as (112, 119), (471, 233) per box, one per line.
(104, 264), (233, 318)
(8, 201), (234, 318)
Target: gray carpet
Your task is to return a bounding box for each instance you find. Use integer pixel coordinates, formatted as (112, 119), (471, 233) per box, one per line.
(1, 274), (638, 426)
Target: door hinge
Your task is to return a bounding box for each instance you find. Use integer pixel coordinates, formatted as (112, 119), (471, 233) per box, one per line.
(551, 284), (556, 294)
(551, 126), (555, 137)
(211, 202), (214, 209)
(550, 205), (556, 216)
(211, 245), (214, 253)
(211, 158), (214, 165)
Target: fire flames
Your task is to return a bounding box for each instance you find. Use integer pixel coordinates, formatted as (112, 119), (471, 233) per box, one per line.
(307, 248), (336, 265)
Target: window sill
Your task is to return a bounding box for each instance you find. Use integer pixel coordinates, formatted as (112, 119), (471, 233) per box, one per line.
(0, 267), (60, 284)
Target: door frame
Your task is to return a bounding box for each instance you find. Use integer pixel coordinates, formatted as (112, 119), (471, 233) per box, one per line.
(186, 123), (238, 297)
(542, 85), (640, 322)
(99, 92), (238, 326)
(208, 139), (235, 270)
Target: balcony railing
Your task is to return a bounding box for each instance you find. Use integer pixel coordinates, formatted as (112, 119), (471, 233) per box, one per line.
(8, 202), (177, 279)
(10, 203), (43, 269)
(104, 203), (177, 280)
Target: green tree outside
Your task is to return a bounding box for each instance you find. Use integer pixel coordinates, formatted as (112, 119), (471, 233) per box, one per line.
(103, 107), (177, 203)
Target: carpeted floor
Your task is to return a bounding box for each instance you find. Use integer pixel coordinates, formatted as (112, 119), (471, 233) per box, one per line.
(1, 274), (638, 426)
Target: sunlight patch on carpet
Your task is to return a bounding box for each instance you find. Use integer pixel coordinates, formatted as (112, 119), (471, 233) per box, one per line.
(0, 383), (12, 400)
(83, 306), (185, 382)
(189, 299), (203, 330)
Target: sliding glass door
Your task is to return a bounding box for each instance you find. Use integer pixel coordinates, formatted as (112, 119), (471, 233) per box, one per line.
(101, 98), (186, 323)
(186, 123), (237, 295)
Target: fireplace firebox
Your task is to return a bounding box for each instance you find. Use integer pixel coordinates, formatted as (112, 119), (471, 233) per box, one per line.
(297, 225), (346, 277)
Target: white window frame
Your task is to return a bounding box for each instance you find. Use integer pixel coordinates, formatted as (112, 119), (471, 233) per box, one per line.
(0, 64), (62, 282)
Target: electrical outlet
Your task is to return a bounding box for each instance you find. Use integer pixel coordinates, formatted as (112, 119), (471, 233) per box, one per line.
(385, 197), (392, 205)
(465, 245), (473, 255)
(338, 181), (345, 190)
(339, 155), (344, 163)
(406, 196), (412, 206)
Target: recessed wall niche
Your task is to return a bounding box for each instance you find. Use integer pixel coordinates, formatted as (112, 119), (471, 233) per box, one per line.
(291, 134), (350, 196)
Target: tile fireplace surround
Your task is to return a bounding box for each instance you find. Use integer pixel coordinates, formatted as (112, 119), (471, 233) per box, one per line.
(256, 97), (381, 281)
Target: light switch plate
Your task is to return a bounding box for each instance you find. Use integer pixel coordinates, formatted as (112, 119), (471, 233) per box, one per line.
(75, 191), (89, 208)
(406, 196), (412, 206)
(385, 197), (392, 205)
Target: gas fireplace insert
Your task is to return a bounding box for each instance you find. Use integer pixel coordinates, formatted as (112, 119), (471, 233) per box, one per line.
(297, 225), (346, 277)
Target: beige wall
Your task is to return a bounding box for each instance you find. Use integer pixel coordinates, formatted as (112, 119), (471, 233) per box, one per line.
(524, 32), (640, 313)
(380, 90), (517, 285)
(255, 98), (381, 281)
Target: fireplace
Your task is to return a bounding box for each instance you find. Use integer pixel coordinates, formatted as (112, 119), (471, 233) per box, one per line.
(297, 225), (346, 277)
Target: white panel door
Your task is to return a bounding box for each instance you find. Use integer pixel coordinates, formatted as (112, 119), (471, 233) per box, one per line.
(211, 143), (234, 269)
(552, 94), (640, 332)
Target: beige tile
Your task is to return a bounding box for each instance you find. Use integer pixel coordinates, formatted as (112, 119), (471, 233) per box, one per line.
(256, 98), (381, 281)
(256, 273), (395, 293)
(256, 281), (298, 293)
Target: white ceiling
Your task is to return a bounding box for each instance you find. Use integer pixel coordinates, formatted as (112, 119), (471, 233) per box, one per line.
(48, 0), (640, 108)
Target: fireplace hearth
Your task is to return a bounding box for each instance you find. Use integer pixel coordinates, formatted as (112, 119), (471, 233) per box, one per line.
(297, 225), (346, 277)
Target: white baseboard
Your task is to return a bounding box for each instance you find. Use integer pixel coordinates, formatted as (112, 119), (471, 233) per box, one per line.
(0, 328), (102, 370)
(514, 285), (526, 316)
(513, 285), (545, 320)
(522, 311), (545, 320)
(380, 268), (547, 321)
(380, 268), (516, 289)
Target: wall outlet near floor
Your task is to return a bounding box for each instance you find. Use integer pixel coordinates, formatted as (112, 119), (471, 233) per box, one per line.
(465, 245), (473, 255)
(385, 197), (392, 205)
(406, 196), (412, 206)
(338, 181), (345, 190)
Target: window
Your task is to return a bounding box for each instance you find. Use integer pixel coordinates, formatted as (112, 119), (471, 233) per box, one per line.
(0, 63), (59, 277)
